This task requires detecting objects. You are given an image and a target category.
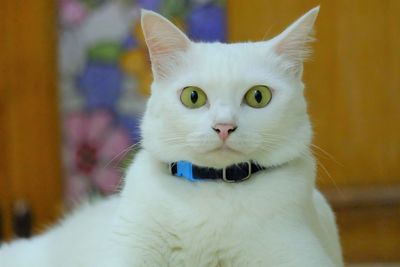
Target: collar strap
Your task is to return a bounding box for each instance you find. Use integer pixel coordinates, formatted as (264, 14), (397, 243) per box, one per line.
(169, 161), (266, 183)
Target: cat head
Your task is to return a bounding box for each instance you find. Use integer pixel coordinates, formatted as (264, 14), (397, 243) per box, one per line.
(140, 7), (319, 168)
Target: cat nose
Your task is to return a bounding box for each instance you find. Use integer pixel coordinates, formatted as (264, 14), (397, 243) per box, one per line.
(212, 123), (237, 141)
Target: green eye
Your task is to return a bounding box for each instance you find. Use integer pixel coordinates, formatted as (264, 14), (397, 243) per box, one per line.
(180, 86), (207, 109)
(244, 85), (272, 108)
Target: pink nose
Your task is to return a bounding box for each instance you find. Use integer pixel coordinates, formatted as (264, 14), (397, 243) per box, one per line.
(212, 123), (237, 141)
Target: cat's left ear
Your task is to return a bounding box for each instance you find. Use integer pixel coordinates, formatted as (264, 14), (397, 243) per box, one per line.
(141, 10), (191, 80)
(270, 6), (320, 78)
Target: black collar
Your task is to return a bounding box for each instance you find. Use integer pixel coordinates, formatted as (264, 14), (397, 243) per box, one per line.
(169, 160), (266, 183)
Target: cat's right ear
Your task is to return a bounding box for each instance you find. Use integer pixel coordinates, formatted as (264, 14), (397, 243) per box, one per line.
(141, 10), (191, 80)
(269, 6), (319, 79)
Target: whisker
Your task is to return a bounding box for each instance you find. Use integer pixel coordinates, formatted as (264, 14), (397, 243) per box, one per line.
(314, 157), (341, 193)
(103, 141), (142, 169)
(311, 144), (343, 167)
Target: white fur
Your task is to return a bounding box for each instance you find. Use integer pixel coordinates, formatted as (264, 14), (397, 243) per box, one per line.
(0, 7), (343, 267)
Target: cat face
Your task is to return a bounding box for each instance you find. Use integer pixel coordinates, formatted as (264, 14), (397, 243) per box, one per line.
(140, 8), (319, 168)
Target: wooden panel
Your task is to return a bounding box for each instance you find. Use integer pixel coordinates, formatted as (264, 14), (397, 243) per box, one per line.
(335, 203), (400, 262)
(0, 0), (15, 240)
(0, 96), (11, 239)
(324, 186), (400, 262)
(313, 0), (400, 188)
(0, 0), (62, 239)
(228, 0), (400, 188)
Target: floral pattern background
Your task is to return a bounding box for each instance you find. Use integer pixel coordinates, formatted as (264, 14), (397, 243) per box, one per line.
(59, 0), (227, 206)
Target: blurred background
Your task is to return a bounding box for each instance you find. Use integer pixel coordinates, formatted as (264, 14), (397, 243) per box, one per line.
(0, 0), (399, 265)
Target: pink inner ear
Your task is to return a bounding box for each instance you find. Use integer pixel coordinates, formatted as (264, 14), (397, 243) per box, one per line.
(141, 10), (191, 79)
(148, 41), (176, 75)
(150, 43), (172, 56)
(142, 13), (189, 57)
(271, 7), (318, 64)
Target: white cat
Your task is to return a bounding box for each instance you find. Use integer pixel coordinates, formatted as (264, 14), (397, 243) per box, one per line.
(0, 7), (344, 267)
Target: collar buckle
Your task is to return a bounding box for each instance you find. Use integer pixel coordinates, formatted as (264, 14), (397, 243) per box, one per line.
(222, 161), (252, 183)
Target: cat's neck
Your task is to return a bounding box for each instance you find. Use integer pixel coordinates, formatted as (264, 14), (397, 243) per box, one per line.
(138, 146), (316, 184)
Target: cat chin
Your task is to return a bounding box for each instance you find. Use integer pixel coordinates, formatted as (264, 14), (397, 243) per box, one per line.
(187, 149), (249, 168)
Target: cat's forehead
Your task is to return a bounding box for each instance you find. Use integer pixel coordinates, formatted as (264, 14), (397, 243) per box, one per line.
(177, 41), (279, 89)
(190, 41), (273, 67)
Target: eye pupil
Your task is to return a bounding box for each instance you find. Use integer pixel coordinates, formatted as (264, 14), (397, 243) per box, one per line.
(190, 91), (198, 103)
(254, 90), (262, 103)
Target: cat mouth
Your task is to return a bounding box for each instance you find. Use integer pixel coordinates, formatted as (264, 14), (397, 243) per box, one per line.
(208, 144), (242, 155)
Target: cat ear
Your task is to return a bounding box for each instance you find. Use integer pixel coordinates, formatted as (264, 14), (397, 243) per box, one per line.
(141, 9), (191, 80)
(270, 6), (320, 78)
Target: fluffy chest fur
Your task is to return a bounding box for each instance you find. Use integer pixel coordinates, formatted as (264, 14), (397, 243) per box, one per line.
(105, 150), (337, 267)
